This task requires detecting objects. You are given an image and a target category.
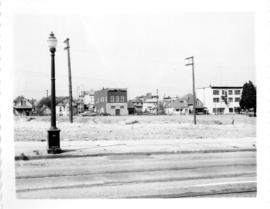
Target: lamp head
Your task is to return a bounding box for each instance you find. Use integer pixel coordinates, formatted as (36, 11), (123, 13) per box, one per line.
(47, 32), (57, 50)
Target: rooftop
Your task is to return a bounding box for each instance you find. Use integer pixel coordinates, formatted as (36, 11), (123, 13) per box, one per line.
(96, 88), (127, 92)
(197, 85), (242, 90)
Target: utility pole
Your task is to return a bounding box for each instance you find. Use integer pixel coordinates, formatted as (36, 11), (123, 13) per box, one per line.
(64, 38), (73, 123)
(185, 56), (197, 125)
(156, 88), (159, 115)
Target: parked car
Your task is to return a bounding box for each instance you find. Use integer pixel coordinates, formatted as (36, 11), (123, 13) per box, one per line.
(80, 111), (97, 117)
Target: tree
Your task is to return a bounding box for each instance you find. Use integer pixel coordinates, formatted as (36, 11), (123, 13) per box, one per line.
(239, 81), (256, 116)
(157, 101), (165, 115)
(37, 96), (69, 109)
(37, 97), (51, 109)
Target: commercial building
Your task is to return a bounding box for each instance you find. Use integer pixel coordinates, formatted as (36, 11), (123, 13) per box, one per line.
(196, 86), (242, 114)
(94, 88), (128, 115)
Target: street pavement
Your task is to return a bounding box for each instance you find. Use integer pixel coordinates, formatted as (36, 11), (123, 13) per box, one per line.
(15, 138), (256, 198)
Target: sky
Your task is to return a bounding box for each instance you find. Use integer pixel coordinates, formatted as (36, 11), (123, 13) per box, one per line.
(13, 13), (255, 100)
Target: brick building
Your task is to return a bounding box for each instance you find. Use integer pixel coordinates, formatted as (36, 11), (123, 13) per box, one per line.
(94, 88), (128, 116)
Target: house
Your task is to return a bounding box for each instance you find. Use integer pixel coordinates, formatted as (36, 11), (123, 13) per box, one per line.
(38, 105), (51, 116)
(164, 99), (189, 115)
(13, 96), (33, 116)
(138, 92), (159, 114)
(132, 98), (143, 114)
(142, 98), (158, 114)
(181, 94), (206, 114)
(94, 88), (128, 116)
(196, 86), (242, 114)
(56, 102), (68, 116)
(127, 101), (135, 115)
(128, 98), (143, 115)
(56, 99), (78, 116)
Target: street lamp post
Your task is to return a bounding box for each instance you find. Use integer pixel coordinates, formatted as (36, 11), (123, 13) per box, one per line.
(47, 32), (61, 154)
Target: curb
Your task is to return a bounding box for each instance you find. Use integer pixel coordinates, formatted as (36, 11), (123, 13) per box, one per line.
(15, 148), (256, 161)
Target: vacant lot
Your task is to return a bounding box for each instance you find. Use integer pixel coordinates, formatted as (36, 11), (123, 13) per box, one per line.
(15, 115), (256, 198)
(14, 115), (256, 142)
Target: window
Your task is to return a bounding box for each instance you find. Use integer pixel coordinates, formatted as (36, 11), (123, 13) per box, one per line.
(110, 96), (114, 102)
(213, 108), (217, 113)
(229, 108), (233, 113)
(228, 90), (233, 95)
(218, 108), (225, 114)
(120, 105), (124, 109)
(228, 97), (233, 102)
(121, 96), (125, 103)
(115, 96), (119, 102)
(96, 98), (99, 103)
(222, 90), (225, 95)
(213, 90), (219, 95)
(234, 90), (241, 95)
(213, 98), (219, 103)
(111, 105), (115, 109)
(235, 97), (240, 102)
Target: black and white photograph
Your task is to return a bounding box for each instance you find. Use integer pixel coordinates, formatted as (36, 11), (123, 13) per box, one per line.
(1, 0), (270, 208)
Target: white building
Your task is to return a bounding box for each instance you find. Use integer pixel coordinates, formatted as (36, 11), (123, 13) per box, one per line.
(196, 86), (242, 114)
(139, 93), (158, 114)
(56, 99), (77, 116)
(78, 90), (95, 112)
(142, 98), (158, 113)
(56, 102), (69, 116)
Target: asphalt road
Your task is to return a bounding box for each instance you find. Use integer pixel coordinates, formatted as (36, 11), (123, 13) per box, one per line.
(16, 150), (256, 198)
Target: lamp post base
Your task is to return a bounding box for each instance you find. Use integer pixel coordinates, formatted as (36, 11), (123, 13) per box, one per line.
(47, 128), (61, 154)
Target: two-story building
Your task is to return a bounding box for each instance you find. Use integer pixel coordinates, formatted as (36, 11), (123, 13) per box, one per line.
(94, 88), (128, 116)
(137, 92), (159, 114)
(77, 90), (95, 112)
(196, 86), (242, 114)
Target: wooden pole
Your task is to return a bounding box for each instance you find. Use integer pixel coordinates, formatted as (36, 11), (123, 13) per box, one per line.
(64, 38), (73, 123)
(185, 56), (197, 125)
(156, 88), (159, 115)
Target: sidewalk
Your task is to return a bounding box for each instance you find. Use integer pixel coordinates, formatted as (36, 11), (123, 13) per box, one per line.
(15, 137), (256, 160)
